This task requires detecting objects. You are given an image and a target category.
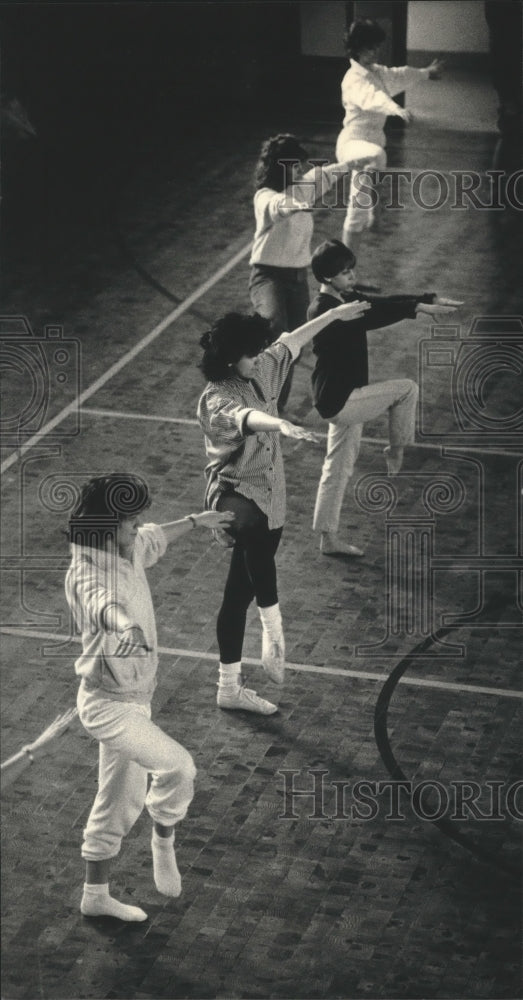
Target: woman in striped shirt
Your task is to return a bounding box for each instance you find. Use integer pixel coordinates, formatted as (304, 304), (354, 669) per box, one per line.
(197, 300), (370, 715)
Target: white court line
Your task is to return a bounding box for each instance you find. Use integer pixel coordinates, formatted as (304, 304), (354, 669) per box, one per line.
(0, 242), (253, 475)
(79, 407), (523, 459)
(1, 626), (522, 700)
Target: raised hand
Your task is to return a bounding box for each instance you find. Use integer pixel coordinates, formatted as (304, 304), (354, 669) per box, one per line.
(416, 301), (461, 322)
(191, 510), (235, 531)
(279, 421), (324, 444)
(341, 155), (377, 172)
(331, 300), (372, 322)
(427, 58), (445, 79)
(433, 296), (464, 307)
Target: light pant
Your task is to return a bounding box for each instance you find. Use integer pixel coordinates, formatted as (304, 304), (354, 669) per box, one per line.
(77, 684), (196, 861)
(313, 379), (418, 534)
(335, 136), (387, 234)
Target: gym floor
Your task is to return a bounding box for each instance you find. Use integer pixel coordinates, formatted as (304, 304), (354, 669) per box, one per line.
(1, 65), (522, 1000)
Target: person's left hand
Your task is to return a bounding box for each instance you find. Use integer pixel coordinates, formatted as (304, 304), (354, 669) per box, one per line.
(433, 296), (464, 307)
(427, 58), (445, 79)
(280, 421), (323, 444)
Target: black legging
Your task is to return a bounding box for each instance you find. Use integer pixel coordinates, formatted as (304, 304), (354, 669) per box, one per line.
(215, 492), (283, 664)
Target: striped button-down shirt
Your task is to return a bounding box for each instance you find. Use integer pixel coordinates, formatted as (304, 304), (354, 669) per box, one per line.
(197, 339), (298, 529)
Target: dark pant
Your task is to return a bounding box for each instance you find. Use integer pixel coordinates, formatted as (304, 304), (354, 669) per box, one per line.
(216, 492), (283, 664)
(249, 264), (310, 410)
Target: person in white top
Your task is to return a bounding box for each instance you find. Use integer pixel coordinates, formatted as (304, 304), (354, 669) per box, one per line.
(65, 473), (233, 921)
(249, 132), (371, 411)
(336, 18), (444, 259)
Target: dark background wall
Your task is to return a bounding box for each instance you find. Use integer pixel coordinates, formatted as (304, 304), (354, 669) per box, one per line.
(1, 1), (304, 260)
(2, 2), (302, 164)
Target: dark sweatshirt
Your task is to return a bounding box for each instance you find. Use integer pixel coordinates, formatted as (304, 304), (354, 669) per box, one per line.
(308, 290), (435, 419)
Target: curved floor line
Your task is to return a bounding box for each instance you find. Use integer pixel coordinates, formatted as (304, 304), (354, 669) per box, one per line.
(373, 613), (522, 878)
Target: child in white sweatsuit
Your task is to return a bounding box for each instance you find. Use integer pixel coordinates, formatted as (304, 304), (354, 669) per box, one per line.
(66, 474), (233, 921)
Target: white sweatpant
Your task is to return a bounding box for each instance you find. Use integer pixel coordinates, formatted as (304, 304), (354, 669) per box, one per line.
(313, 379), (418, 534)
(335, 134), (387, 234)
(77, 685), (196, 861)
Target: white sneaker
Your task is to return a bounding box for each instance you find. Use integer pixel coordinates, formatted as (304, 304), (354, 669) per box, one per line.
(217, 682), (278, 715)
(261, 631), (286, 684)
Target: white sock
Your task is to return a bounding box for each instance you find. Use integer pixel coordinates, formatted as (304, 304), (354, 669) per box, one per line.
(218, 661), (242, 689)
(258, 603), (283, 639)
(151, 831), (182, 897)
(80, 883), (147, 921)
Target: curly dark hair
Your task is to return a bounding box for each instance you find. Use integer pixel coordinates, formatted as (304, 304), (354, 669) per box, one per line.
(254, 133), (309, 192)
(199, 312), (273, 382)
(68, 473), (152, 547)
(344, 18), (386, 60)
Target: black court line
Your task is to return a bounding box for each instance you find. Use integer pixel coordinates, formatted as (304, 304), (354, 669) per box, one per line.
(374, 594), (522, 879)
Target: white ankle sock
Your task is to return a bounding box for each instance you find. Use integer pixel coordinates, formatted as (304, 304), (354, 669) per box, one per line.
(151, 831), (182, 897)
(80, 883), (147, 921)
(258, 603), (283, 639)
(218, 661), (242, 688)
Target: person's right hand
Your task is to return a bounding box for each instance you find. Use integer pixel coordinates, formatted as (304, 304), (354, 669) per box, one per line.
(427, 58), (445, 79)
(397, 108), (414, 124)
(193, 510), (235, 531)
(331, 300), (372, 322)
(339, 156), (376, 173)
(279, 421), (324, 444)
(115, 625), (151, 656)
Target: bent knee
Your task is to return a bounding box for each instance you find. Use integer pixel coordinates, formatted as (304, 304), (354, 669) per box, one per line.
(403, 379), (419, 398)
(178, 748), (197, 783)
(162, 745), (197, 783)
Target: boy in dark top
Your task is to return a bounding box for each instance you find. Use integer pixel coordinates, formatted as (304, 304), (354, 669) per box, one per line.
(308, 239), (462, 556)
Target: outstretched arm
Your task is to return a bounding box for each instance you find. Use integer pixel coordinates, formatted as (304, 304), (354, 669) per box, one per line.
(279, 299), (371, 358)
(102, 511), (236, 656)
(245, 409), (323, 444)
(416, 296), (463, 321)
(159, 510), (235, 545)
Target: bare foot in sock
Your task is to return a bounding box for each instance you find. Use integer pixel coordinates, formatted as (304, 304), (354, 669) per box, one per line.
(81, 884), (147, 921)
(384, 446), (404, 476)
(151, 833), (182, 897)
(320, 533), (364, 557)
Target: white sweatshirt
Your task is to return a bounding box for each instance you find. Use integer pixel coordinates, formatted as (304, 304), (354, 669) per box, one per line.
(340, 59), (431, 145)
